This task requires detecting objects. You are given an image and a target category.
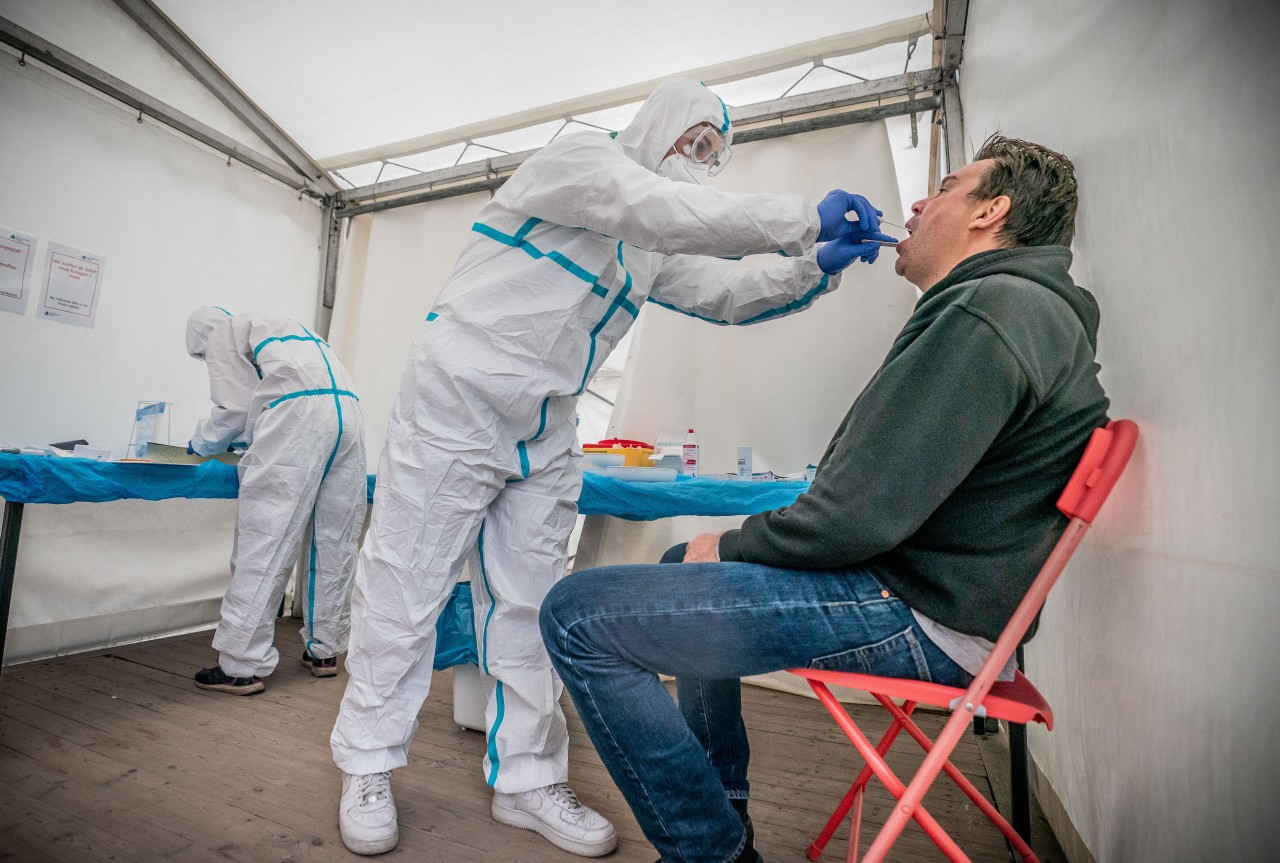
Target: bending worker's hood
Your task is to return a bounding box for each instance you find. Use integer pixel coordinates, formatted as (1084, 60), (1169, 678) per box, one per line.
(614, 78), (732, 172)
(185, 305), (232, 359)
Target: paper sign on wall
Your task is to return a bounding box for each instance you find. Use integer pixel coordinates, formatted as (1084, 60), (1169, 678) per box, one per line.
(0, 226), (36, 317)
(38, 242), (105, 328)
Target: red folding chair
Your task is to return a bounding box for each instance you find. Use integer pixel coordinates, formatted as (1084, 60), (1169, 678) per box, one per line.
(788, 419), (1139, 863)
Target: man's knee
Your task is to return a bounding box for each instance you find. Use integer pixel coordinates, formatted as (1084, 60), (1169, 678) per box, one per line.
(659, 543), (687, 564)
(540, 575), (585, 658)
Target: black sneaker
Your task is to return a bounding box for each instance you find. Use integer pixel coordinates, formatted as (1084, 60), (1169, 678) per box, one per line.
(194, 665), (264, 695)
(302, 649), (338, 678)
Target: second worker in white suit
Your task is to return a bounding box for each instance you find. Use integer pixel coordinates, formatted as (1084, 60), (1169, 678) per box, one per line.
(331, 78), (895, 857)
(185, 307), (366, 695)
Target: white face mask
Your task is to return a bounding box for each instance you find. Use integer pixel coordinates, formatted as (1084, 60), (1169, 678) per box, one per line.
(657, 153), (707, 185)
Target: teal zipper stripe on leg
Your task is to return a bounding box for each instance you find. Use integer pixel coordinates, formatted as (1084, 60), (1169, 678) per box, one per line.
(477, 524), (505, 786)
(300, 324), (345, 646)
(305, 528), (319, 649)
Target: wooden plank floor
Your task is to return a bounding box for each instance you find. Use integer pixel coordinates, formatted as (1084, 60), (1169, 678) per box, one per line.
(0, 619), (1063, 862)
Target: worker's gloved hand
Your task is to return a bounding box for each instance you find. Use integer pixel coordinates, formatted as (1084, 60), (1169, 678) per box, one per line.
(185, 442), (196, 455)
(817, 230), (898, 274)
(816, 190), (883, 242)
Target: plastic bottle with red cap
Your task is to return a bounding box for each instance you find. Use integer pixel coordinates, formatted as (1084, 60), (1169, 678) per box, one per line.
(682, 429), (700, 477)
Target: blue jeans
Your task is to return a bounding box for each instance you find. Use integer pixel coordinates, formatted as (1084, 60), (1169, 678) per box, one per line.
(540, 544), (970, 863)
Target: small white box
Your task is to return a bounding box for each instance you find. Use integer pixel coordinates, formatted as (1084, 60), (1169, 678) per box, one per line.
(452, 663), (489, 732)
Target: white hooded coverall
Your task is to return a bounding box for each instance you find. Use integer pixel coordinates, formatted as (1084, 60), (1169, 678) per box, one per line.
(331, 79), (842, 791)
(187, 307), (367, 678)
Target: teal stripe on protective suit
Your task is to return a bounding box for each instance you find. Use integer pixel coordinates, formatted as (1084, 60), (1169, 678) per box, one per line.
(213, 306), (233, 316)
(514, 441), (530, 480)
(475, 217), (627, 477)
(715, 92), (731, 135)
(301, 323), (346, 649)
(305, 530), (320, 652)
(267, 388), (359, 409)
(252, 332), (329, 361)
(476, 524), (506, 786)
(647, 273), (831, 326)
(472, 220), (609, 299)
(426, 312), (439, 321)
(738, 275), (831, 324)
(576, 242), (638, 395)
(507, 397), (549, 485)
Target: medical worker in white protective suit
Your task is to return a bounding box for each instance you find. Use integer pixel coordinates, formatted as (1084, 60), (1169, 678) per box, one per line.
(331, 78), (895, 857)
(185, 306), (367, 696)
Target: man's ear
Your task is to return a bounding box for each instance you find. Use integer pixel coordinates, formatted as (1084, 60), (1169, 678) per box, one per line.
(971, 195), (1011, 234)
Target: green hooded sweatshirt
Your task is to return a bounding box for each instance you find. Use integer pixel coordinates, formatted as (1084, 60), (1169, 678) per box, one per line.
(718, 246), (1110, 641)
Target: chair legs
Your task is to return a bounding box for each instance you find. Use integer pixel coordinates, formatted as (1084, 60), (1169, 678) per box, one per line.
(807, 701), (919, 861)
(807, 681), (972, 862)
(805, 680), (1041, 863)
(874, 695), (1038, 863)
(844, 786), (863, 863)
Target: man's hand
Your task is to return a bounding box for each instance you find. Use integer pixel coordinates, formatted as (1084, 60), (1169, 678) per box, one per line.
(683, 532), (723, 563)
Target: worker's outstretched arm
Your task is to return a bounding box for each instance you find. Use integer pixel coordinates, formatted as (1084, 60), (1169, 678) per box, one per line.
(498, 135), (819, 258)
(646, 249), (840, 325)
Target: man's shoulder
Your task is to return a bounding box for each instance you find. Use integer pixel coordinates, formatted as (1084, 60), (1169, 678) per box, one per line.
(944, 267), (1082, 335)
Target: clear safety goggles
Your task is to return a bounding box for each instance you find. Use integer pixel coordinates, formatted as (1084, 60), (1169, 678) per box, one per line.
(679, 126), (732, 176)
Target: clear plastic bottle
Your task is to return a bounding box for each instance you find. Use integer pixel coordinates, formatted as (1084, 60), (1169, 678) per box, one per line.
(682, 428), (700, 477)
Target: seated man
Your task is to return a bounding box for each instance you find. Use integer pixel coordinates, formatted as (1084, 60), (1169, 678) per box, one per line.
(540, 134), (1109, 863)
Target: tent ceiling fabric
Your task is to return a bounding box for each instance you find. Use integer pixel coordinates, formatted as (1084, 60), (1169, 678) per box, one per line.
(152, 0), (933, 167)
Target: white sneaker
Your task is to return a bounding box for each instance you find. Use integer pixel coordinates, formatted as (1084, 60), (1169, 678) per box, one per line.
(339, 771), (399, 855)
(491, 782), (618, 857)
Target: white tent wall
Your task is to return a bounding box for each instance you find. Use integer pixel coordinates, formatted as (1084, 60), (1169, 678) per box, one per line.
(960, 0), (1279, 859)
(0, 3), (326, 664)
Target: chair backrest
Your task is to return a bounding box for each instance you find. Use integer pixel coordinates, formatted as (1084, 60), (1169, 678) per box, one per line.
(965, 418), (1139, 698)
(1057, 419), (1140, 524)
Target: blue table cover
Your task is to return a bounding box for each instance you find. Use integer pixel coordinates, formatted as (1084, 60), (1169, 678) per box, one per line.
(1, 453), (808, 670)
(0, 453), (808, 520)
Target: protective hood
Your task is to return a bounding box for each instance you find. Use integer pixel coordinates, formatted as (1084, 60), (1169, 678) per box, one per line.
(186, 305), (232, 359)
(615, 78), (732, 172)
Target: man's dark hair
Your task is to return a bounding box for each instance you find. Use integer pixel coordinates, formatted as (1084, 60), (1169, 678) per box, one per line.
(971, 134), (1078, 248)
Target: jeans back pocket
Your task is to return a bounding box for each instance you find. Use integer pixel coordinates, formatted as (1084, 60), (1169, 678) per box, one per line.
(807, 626), (932, 682)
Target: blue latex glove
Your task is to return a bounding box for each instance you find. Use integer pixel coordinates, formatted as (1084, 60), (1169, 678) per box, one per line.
(816, 190), (883, 242)
(186, 442), (196, 455)
(817, 230), (898, 274)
